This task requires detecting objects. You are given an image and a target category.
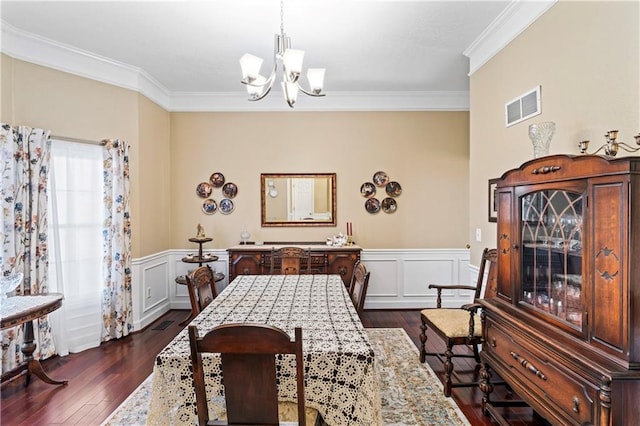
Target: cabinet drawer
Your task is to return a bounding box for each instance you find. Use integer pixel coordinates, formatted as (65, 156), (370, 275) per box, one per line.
(485, 319), (598, 425)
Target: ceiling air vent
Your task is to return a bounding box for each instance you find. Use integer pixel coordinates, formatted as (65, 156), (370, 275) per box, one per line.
(505, 86), (541, 127)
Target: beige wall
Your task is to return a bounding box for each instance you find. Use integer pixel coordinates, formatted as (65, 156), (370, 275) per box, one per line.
(1, 54), (13, 120)
(469, 1), (639, 265)
(137, 94), (172, 255)
(1, 54), (470, 255)
(170, 111), (470, 249)
(0, 56), (173, 258)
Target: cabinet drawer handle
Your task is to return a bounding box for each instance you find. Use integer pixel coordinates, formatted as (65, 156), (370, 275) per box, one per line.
(510, 351), (547, 380)
(532, 165), (561, 175)
(572, 396), (580, 413)
(490, 337), (496, 348)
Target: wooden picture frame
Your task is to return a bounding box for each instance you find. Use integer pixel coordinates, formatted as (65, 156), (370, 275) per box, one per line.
(488, 178), (499, 223)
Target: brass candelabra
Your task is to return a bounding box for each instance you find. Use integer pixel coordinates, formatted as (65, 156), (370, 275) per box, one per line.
(578, 130), (640, 157)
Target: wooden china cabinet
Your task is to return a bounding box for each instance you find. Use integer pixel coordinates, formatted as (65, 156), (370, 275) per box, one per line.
(479, 155), (640, 425)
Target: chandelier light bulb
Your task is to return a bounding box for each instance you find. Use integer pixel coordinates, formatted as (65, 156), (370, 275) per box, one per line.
(283, 49), (305, 80)
(247, 75), (267, 98)
(307, 68), (325, 94)
(282, 81), (299, 106)
(239, 53), (264, 82)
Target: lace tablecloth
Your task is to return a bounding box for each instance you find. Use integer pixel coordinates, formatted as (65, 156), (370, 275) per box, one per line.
(147, 274), (382, 425)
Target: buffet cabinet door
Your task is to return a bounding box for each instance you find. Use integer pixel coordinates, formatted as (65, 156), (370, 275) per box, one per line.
(327, 252), (360, 286)
(229, 252), (263, 278)
(588, 175), (630, 361)
(516, 182), (586, 338)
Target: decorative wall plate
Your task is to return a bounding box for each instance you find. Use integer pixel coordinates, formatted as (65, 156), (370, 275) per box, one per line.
(385, 181), (402, 197)
(222, 182), (238, 198)
(196, 182), (213, 198)
(202, 198), (217, 215)
(209, 172), (225, 188)
(382, 197), (397, 213)
(365, 198), (381, 213)
(372, 171), (389, 187)
(360, 182), (376, 198)
(219, 198), (234, 214)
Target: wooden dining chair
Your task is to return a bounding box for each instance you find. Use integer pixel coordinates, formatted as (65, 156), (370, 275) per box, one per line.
(185, 265), (218, 318)
(349, 261), (370, 316)
(188, 323), (309, 426)
(269, 247), (312, 275)
(419, 247), (498, 397)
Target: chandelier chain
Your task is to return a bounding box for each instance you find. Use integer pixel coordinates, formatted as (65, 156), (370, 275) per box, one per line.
(280, 0), (285, 36)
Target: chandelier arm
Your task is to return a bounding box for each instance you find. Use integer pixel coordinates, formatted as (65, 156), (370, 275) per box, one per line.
(241, 68), (277, 88)
(248, 84), (274, 102)
(297, 84), (326, 97)
(243, 63), (278, 101)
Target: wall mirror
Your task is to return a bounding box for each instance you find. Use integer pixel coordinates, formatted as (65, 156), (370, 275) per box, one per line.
(261, 173), (336, 227)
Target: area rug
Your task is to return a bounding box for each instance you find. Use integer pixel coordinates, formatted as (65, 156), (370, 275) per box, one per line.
(102, 328), (470, 425)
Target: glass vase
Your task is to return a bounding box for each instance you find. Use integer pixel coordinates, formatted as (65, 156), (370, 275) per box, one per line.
(529, 121), (556, 158)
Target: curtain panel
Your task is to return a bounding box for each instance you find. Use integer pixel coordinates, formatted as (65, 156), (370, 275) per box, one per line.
(101, 139), (133, 341)
(0, 124), (55, 373)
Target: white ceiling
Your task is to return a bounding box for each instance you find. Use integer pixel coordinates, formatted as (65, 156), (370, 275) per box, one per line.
(0, 1), (554, 111)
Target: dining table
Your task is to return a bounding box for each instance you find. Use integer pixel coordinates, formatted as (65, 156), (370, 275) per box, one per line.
(146, 274), (382, 426)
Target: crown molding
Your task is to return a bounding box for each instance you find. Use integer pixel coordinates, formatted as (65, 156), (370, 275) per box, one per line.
(464, 0), (557, 76)
(169, 91), (470, 112)
(0, 20), (470, 111)
(3, 3), (553, 112)
(1, 21), (172, 107)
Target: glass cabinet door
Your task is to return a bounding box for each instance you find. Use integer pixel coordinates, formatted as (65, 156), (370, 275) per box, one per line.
(520, 189), (583, 328)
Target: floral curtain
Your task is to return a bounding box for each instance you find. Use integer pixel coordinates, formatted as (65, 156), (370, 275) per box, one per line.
(1, 124), (55, 373)
(101, 139), (132, 341)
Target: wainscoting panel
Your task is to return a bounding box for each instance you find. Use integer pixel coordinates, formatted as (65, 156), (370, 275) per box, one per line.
(362, 249), (471, 309)
(403, 258), (458, 296)
(131, 248), (476, 329)
(131, 251), (172, 331)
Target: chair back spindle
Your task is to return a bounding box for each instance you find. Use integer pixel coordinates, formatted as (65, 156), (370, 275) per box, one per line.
(269, 247), (312, 275)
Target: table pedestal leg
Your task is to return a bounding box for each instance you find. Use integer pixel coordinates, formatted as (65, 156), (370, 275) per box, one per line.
(21, 320), (68, 386)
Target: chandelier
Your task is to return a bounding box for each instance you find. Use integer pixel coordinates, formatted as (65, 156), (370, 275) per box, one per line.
(578, 130), (640, 157)
(239, 0), (326, 108)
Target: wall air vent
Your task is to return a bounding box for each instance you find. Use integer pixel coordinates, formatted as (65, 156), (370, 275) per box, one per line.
(505, 86), (541, 127)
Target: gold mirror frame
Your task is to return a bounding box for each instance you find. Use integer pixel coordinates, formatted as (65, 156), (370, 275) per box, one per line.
(261, 173), (337, 227)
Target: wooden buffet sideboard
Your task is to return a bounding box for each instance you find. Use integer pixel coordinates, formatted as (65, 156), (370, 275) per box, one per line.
(227, 243), (361, 286)
(479, 155), (640, 425)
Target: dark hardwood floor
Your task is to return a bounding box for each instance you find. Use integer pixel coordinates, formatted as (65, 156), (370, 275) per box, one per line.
(1, 309), (543, 425)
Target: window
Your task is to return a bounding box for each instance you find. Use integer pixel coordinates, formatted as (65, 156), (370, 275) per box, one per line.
(48, 139), (103, 353)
